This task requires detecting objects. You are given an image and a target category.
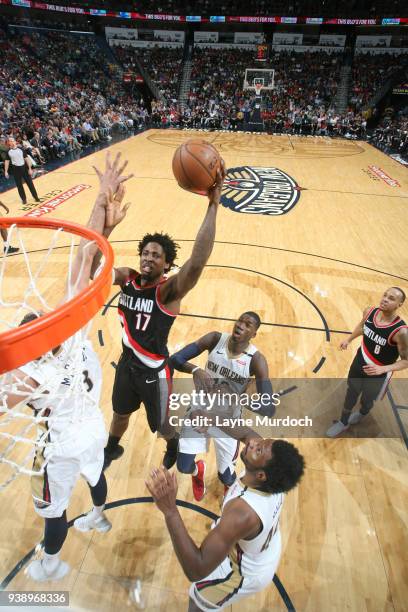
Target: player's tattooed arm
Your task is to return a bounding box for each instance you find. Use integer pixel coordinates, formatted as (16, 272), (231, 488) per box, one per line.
(363, 328), (408, 376)
(340, 306), (371, 350)
(146, 468), (259, 581)
(160, 162), (226, 304)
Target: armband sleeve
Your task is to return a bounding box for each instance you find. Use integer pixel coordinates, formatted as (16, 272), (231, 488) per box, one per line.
(170, 342), (202, 371)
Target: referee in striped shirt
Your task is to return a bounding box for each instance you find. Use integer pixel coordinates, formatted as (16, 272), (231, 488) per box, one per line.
(4, 137), (40, 205)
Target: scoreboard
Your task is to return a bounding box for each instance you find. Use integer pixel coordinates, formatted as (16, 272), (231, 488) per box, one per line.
(256, 43), (269, 61)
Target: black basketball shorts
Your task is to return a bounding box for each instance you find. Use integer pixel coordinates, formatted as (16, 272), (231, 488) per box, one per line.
(112, 352), (173, 433)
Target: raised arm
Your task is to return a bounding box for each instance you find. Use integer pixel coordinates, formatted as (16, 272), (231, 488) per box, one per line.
(1, 372), (40, 409)
(69, 152), (132, 296)
(146, 468), (259, 581)
(2, 154), (133, 408)
(88, 181), (135, 285)
(159, 161), (226, 305)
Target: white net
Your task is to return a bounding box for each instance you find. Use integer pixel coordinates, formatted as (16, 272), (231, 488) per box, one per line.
(0, 223), (100, 491)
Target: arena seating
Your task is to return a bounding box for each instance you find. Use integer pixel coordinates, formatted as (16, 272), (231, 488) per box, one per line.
(0, 25), (406, 170)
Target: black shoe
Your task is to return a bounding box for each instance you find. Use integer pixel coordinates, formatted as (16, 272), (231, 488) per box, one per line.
(22, 200), (27, 205)
(162, 435), (179, 469)
(4, 246), (19, 255)
(162, 449), (177, 469)
(103, 444), (124, 470)
(34, 198), (41, 202)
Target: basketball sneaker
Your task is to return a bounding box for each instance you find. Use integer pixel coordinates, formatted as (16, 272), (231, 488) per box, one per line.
(162, 449), (177, 469)
(348, 411), (364, 425)
(103, 444), (124, 470)
(162, 435), (179, 469)
(3, 245), (19, 255)
(26, 559), (70, 582)
(74, 510), (112, 533)
(326, 420), (349, 437)
(192, 460), (206, 502)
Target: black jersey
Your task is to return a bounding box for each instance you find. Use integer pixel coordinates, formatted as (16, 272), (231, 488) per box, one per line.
(361, 307), (407, 366)
(117, 273), (176, 369)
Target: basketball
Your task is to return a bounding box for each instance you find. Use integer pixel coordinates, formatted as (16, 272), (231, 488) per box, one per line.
(172, 139), (222, 195)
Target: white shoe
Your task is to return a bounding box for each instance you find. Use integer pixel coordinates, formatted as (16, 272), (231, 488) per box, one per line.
(326, 420), (349, 437)
(26, 559), (70, 582)
(348, 411), (364, 425)
(74, 510), (112, 533)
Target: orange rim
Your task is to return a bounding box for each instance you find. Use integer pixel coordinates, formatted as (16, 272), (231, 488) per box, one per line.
(0, 217), (114, 374)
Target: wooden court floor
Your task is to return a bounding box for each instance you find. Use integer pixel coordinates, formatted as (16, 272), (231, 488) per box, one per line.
(0, 130), (407, 611)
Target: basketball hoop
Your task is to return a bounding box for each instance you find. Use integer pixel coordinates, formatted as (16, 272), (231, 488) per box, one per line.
(254, 83), (263, 97)
(243, 69), (274, 94)
(0, 217), (114, 374)
(0, 216), (114, 490)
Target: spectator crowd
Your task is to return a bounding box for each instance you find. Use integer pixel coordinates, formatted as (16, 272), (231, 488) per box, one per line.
(1, 25), (406, 179)
(349, 54), (403, 111)
(370, 109), (408, 157)
(0, 28), (149, 167)
(114, 45), (183, 103)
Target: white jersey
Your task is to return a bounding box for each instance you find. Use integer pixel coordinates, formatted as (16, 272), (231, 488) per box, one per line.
(19, 338), (103, 443)
(222, 475), (284, 577)
(206, 332), (257, 396)
(180, 333), (257, 474)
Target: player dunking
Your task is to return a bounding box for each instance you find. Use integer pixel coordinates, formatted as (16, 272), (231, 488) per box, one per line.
(327, 287), (408, 437)
(0, 153), (132, 580)
(171, 311), (278, 500)
(101, 161), (226, 470)
(146, 424), (304, 612)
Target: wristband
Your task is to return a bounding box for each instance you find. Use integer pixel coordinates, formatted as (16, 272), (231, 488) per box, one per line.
(191, 366), (200, 374)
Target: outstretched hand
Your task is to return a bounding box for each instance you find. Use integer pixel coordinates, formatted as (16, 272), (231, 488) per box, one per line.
(207, 159), (226, 205)
(93, 151), (133, 197)
(146, 466), (178, 516)
(105, 184), (131, 230)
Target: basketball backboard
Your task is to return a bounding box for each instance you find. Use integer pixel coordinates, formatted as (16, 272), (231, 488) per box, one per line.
(243, 68), (275, 91)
